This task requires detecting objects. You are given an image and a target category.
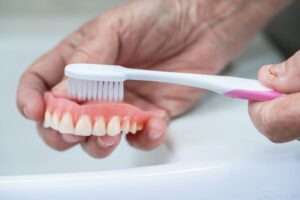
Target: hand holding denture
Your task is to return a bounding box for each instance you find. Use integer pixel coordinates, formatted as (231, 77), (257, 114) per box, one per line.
(17, 0), (226, 158)
(16, 0), (291, 158)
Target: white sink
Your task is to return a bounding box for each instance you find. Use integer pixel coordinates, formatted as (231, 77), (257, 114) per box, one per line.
(0, 16), (300, 200)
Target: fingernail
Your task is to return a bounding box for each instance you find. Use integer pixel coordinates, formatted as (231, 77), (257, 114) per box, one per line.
(62, 134), (81, 144)
(97, 136), (115, 147)
(269, 64), (285, 77)
(149, 130), (163, 140)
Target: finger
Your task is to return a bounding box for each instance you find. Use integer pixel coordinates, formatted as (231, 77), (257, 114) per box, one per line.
(17, 50), (66, 121)
(16, 22), (92, 121)
(126, 116), (168, 150)
(68, 25), (119, 64)
(51, 25), (120, 100)
(248, 93), (300, 143)
(258, 50), (300, 93)
(37, 123), (85, 151)
(51, 78), (70, 99)
(81, 135), (121, 158)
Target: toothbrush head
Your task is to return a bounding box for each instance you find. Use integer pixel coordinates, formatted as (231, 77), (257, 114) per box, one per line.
(65, 64), (125, 102)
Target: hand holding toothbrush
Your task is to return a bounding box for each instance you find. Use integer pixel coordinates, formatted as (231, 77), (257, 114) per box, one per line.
(16, 0), (293, 158)
(249, 51), (300, 143)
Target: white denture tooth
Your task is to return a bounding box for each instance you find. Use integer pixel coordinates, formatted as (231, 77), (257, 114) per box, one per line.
(137, 124), (144, 131)
(107, 116), (121, 136)
(75, 115), (92, 136)
(59, 113), (74, 134)
(43, 110), (52, 128)
(93, 116), (106, 136)
(121, 119), (130, 134)
(51, 112), (60, 131)
(130, 122), (137, 134)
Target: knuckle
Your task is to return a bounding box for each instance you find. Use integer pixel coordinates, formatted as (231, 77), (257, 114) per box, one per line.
(294, 51), (300, 69)
(293, 63), (300, 79)
(262, 105), (299, 143)
(287, 51), (300, 77)
(255, 104), (285, 143)
(295, 50), (300, 58)
(76, 48), (92, 59)
(71, 48), (95, 63)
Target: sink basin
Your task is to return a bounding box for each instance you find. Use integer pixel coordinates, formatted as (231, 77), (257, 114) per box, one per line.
(0, 16), (300, 200)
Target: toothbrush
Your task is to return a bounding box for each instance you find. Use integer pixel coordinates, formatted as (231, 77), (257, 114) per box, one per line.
(65, 63), (283, 102)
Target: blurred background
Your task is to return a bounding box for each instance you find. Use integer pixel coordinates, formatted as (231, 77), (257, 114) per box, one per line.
(265, 0), (300, 57)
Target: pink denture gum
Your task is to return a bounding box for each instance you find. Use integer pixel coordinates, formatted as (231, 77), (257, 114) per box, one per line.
(43, 92), (162, 136)
(44, 92), (159, 124)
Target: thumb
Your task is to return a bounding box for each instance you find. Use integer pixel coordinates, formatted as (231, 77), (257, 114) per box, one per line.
(51, 78), (69, 99)
(258, 51), (300, 93)
(52, 24), (120, 99)
(68, 26), (119, 64)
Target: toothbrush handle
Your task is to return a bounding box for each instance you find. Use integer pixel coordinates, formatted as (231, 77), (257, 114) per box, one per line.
(126, 69), (283, 101)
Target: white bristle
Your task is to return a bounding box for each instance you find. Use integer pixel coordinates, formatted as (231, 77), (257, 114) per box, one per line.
(77, 80), (82, 100)
(97, 81), (103, 101)
(117, 82), (123, 101)
(108, 82), (114, 101)
(87, 81), (93, 100)
(103, 81), (108, 101)
(113, 82), (119, 102)
(68, 79), (124, 102)
(92, 81), (98, 101)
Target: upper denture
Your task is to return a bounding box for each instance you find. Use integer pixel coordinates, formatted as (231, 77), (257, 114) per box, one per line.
(43, 92), (157, 136)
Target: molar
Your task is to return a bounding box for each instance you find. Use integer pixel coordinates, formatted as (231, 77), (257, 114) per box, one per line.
(51, 111), (60, 131)
(93, 116), (106, 136)
(107, 116), (121, 136)
(130, 121), (137, 134)
(121, 119), (130, 134)
(43, 110), (52, 128)
(59, 112), (74, 134)
(75, 115), (92, 136)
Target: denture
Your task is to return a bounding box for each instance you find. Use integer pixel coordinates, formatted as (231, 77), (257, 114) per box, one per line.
(43, 92), (157, 136)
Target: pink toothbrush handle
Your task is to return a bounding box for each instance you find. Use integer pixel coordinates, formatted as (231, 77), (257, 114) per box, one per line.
(223, 89), (284, 101)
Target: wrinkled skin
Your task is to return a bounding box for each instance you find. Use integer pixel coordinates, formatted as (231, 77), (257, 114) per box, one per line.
(17, 0), (288, 158)
(249, 51), (300, 143)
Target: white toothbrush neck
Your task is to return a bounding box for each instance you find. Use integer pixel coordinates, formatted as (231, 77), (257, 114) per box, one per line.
(125, 68), (270, 94)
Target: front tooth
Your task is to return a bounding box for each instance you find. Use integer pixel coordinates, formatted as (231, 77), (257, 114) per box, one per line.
(43, 110), (52, 128)
(107, 116), (120, 136)
(51, 111), (60, 130)
(59, 113), (74, 134)
(130, 122), (137, 134)
(75, 115), (92, 136)
(121, 119), (130, 134)
(137, 123), (144, 131)
(93, 116), (106, 136)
